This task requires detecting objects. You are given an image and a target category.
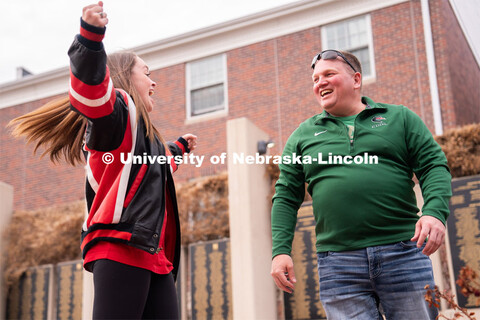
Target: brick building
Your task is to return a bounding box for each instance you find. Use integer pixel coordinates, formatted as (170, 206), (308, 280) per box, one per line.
(1, 0), (479, 212)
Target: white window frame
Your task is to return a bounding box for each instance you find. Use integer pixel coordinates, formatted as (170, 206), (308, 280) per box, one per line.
(321, 14), (376, 82)
(185, 53), (228, 121)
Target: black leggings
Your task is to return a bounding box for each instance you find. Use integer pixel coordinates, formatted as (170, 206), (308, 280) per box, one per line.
(92, 259), (179, 319)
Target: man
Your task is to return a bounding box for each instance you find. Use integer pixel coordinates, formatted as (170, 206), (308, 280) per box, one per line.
(270, 50), (452, 319)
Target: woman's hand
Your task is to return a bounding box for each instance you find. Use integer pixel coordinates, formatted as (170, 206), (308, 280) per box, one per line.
(82, 1), (108, 28)
(182, 134), (197, 152)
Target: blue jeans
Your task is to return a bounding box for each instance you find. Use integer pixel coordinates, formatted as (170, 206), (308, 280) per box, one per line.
(316, 241), (438, 320)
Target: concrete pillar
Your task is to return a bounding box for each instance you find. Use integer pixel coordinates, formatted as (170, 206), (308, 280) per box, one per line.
(179, 246), (188, 320)
(82, 270), (94, 319)
(0, 182), (14, 319)
(227, 117), (277, 320)
(82, 203), (94, 320)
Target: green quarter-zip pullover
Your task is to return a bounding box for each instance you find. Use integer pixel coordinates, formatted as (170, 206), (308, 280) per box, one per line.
(271, 96), (452, 257)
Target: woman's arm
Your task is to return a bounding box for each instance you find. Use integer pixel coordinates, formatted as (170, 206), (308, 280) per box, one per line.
(68, 2), (130, 152)
(68, 1), (115, 120)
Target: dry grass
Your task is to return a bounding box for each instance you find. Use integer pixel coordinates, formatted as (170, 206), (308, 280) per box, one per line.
(3, 201), (84, 286)
(176, 172), (229, 245)
(435, 123), (480, 178)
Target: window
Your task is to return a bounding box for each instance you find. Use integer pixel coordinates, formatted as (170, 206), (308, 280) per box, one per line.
(322, 15), (375, 79)
(186, 54), (228, 118)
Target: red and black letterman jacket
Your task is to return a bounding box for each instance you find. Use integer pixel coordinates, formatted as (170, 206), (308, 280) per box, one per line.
(68, 19), (188, 279)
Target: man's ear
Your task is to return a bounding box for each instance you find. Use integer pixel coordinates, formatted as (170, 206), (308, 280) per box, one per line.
(353, 72), (362, 89)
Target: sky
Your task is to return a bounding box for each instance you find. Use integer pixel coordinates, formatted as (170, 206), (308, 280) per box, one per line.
(0, 0), (298, 85)
(0, 0), (479, 85)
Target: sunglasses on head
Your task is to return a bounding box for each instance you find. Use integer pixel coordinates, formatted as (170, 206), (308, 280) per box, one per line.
(311, 50), (357, 72)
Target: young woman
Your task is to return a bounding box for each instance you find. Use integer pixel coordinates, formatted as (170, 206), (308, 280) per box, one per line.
(10, 2), (196, 318)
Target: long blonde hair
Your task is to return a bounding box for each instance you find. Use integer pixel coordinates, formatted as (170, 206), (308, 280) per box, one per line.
(9, 96), (86, 165)
(8, 51), (163, 165)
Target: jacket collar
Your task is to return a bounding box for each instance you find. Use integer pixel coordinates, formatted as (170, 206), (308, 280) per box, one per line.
(313, 96), (386, 124)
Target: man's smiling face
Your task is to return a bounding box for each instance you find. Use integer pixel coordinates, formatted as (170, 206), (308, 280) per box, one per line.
(311, 58), (361, 117)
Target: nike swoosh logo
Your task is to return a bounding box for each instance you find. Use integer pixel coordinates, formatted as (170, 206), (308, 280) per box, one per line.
(314, 130), (327, 136)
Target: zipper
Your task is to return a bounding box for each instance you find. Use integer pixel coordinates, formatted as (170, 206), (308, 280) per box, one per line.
(350, 115), (358, 154)
(348, 109), (367, 153)
(337, 123), (349, 148)
(338, 120), (355, 153)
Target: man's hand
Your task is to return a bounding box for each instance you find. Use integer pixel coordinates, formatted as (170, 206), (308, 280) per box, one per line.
(411, 215), (446, 256)
(82, 1), (108, 28)
(271, 254), (296, 293)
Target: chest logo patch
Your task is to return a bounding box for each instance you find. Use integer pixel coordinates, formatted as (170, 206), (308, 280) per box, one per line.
(371, 116), (387, 128)
(314, 130), (327, 136)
